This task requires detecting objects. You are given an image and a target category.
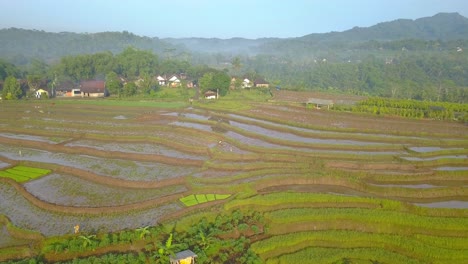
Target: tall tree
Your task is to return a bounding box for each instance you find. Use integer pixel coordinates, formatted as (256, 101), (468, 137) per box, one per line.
(106, 71), (122, 97)
(2, 76), (22, 99)
(232, 56), (242, 75)
(27, 74), (42, 92)
(0, 59), (20, 80)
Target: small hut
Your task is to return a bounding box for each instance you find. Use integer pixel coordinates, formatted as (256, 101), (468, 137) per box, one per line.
(307, 98), (334, 110)
(170, 250), (197, 264)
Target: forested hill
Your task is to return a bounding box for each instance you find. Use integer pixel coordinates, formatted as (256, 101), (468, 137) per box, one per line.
(299, 12), (468, 43)
(164, 12), (468, 55)
(0, 29), (180, 65)
(1, 12), (467, 64)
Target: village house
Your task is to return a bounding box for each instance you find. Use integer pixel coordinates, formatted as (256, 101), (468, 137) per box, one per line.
(242, 78), (252, 89)
(156, 75), (166, 86)
(35, 88), (49, 98)
(204, 90), (218, 99)
(186, 79), (197, 88)
(55, 80), (79, 97)
(168, 75), (182, 87)
(79, 80), (107, 97)
(254, 78), (270, 88)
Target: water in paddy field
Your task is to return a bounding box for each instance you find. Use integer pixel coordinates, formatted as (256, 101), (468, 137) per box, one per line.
(413, 201), (468, 209)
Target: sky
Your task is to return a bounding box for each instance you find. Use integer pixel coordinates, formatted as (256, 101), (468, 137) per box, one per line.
(1, 0), (467, 39)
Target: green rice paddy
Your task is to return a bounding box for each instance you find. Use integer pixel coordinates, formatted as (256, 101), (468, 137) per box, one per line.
(0, 166), (50, 183)
(179, 194), (231, 207)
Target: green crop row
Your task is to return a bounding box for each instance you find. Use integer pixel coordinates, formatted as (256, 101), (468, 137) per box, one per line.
(0, 166), (51, 182)
(265, 246), (424, 264)
(224, 192), (401, 211)
(266, 207), (468, 232)
(252, 230), (467, 262)
(179, 194), (230, 207)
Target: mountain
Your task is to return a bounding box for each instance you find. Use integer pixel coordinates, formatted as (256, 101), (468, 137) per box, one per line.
(0, 12), (466, 64)
(299, 12), (468, 43)
(0, 28), (180, 65)
(163, 12), (468, 56)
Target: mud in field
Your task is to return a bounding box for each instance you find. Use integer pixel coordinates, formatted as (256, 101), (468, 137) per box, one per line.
(369, 183), (442, 189)
(0, 145), (198, 181)
(0, 182), (182, 236)
(409, 147), (464, 153)
(414, 200), (468, 209)
(401, 155), (468, 161)
(0, 226), (29, 248)
(433, 166), (468, 171)
(64, 139), (207, 160)
(0, 133), (68, 144)
(247, 103), (467, 137)
(0, 100), (467, 245)
(24, 173), (187, 207)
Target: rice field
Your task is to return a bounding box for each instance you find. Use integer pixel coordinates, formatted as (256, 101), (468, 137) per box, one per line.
(0, 96), (466, 263)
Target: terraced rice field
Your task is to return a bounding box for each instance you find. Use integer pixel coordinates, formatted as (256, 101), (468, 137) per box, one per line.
(0, 95), (467, 263)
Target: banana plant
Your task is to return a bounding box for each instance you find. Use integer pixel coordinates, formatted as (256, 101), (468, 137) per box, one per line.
(136, 226), (150, 240)
(78, 235), (96, 249)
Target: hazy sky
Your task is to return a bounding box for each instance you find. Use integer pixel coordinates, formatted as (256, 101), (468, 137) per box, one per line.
(1, 0), (467, 39)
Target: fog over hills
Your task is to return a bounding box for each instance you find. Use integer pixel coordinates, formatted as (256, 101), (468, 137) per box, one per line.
(0, 12), (467, 63)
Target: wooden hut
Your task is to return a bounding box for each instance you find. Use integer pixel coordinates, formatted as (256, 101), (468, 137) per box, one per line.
(170, 250), (197, 264)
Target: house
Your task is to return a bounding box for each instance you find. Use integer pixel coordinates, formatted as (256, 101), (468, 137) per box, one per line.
(307, 98), (334, 110)
(70, 89), (82, 97)
(156, 75), (166, 86)
(242, 78), (252, 89)
(186, 79), (197, 88)
(204, 90), (217, 99)
(35, 89), (49, 98)
(79, 80), (107, 97)
(55, 80), (76, 97)
(168, 75), (181, 87)
(254, 78), (269, 88)
(170, 250), (197, 264)
(230, 77), (243, 90)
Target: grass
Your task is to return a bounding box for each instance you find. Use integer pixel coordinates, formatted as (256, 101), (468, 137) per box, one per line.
(0, 166), (51, 182)
(179, 194), (231, 207)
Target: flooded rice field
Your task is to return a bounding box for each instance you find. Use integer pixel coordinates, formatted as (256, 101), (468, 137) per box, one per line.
(401, 155), (468, 161)
(0, 133), (69, 144)
(64, 139), (207, 160)
(24, 173), (187, 207)
(0, 182), (181, 236)
(0, 100), (467, 243)
(0, 145), (197, 181)
(413, 201), (468, 209)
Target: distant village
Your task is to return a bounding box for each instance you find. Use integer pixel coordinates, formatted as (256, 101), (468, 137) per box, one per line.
(14, 74), (271, 100)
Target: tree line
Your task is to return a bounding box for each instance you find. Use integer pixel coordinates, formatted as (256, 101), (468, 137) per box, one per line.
(1, 40), (467, 103)
(243, 50), (467, 103)
(0, 47), (233, 99)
